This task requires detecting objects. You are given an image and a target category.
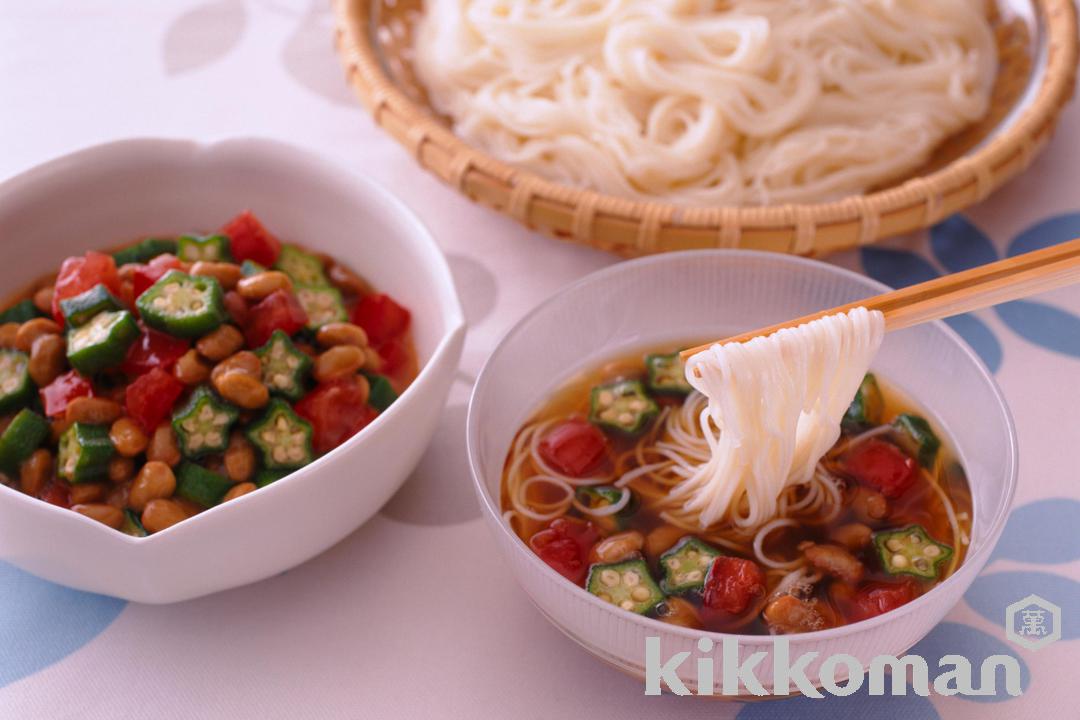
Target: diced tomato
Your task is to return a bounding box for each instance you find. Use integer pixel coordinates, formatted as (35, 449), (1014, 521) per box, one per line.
(220, 210), (281, 267)
(851, 580), (919, 621)
(538, 419), (608, 477)
(41, 481), (71, 509)
(295, 377), (378, 454)
(120, 327), (190, 376)
(702, 556), (766, 615)
(125, 367), (185, 432)
(844, 439), (917, 498)
(40, 370), (94, 417)
(528, 517), (599, 585)
(352, 293), (410, 346)
(132, 254), (182, 299)
(375, 337), (408, 376)
(223, 290), (249, 326)
(51, 251), (121, 323)
(245, 290), (307, 348)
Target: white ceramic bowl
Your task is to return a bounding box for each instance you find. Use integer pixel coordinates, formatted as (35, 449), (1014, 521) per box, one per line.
(467, 251), (1017, 695)
(0, 138), (465, 603)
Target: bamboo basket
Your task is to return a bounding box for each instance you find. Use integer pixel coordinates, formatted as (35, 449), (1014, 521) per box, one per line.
(334, 0), (1078, 257)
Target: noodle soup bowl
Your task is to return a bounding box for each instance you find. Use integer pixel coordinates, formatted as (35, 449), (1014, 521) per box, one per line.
(467, 250), (1017, 695)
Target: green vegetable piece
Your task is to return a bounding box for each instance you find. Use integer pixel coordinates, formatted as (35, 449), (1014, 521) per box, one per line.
(246, 398), (314, 470)
(177, 234), (231, 263)
(842, 373), (885, 432)
(120, 509), (148, 537)
(176, 461), (232, 507)
(574, 485), (637, 532)
(364, 372), (398, 412)
(274, 244), (328, 287)
(645, 352), (692, 396)
(254, 469), (290, 488)
(255, 330), (312, 400)
(0, 408), (49, 472)
(66, 310), (140, 375)
(892, 413), (941, 468)
(111, 237), (178, 265)
(589, 380), (659, 435)
(57, 422), (114, 483)
(0, 349), (34, 414)
(659, 537), (721, 594)
(136, 270), (227, 338)
(240, 259), (267, 277)
(873, 525), (953, 579)
(171, 385), (239, 458)
(296, 285), (347, 330)
(587, 559), (664, 614)
(0, 299), (45, 324)
(60, 284), (124, 327)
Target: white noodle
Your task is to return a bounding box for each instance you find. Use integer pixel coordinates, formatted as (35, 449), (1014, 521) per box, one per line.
(752, 518), (805, 570)
(572, 486), (633, 516)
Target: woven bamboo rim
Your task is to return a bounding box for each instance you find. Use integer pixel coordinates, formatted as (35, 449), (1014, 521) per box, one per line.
(334, 0), (1078, 257)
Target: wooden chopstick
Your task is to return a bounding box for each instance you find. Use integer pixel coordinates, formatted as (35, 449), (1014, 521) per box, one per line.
(680, 235), (1080, 361)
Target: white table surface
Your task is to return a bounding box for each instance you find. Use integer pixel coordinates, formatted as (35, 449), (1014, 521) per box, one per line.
(1, 2), (1078, 718)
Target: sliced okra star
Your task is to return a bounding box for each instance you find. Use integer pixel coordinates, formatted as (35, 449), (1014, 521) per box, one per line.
(172, 385), (239, 458)
(255, 330), (312, 400)
(176, 461), (232, 507)
(587, 559), (665, 614)
(136, 270), (227, 339)
(60, 284), (125, 328)
(177, 234), (231, 263)
(873, 525), (953, 580)
(842, 373), (884, 432)
(66, 310), (140, 375)
(0, 349), (34, 413)
(574, 485), (638, 533)
(892, 413), (941, 468)
(111, 237), (178, 266)
(274, 244), (329, 287)
(645, 352), (693, 396)
(589, 380), (659, 435)
(363, 372), (397, 412)
(0, 299), (46, 324)
(659, 537), (721, 594)
(0, 408), (49, 472)
(57, 422), (114, 483)
(296, 285), (347, 331)
(246, 398), (314, 470)
(120, 509), (148, 537)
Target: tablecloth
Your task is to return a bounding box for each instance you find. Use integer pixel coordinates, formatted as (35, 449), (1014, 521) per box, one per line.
(1, 1), (1078, 718)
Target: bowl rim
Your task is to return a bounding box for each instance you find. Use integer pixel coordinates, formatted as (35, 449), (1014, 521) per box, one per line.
(0, 136), (466, 547)
(335, 0), (1078, 256)
(466, 248), (1018, 643)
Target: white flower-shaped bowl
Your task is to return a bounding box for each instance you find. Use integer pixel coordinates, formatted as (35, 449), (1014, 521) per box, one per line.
(466, 250), (1017, 695)
(0, 138), (465, 603)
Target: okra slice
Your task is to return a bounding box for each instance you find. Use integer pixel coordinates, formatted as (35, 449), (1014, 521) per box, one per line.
(0, 299), (45, 324)
(66, 310), (140, 375)
(587, 559), (664, 614)
(60, 284), (124, 327)
(176, 461), (232, 507)
(575, 485), (637, 533)
(177, 234), (231, 263)
(274, 244), (329, 287)
(645, 353), (692, 396)
(0, 408), (49, 472)
(255, 330), (312, 400)
(873, 525), (953, 579)
(57, 422), (114, 483)
(246, 398), (314, 470)
(254, 469), (289, 488)
(240, 259), (267, 277)
(296, 285), (347, 331)
(589, 380), (659, 435)
(120, 509), (148, 537)
(171, 385), (239, 458)
(111, 237), (178, 266)
(842, 373), (884, 432)
(659, 537), (721, 594)
(892, 413), (940, 468)
(0, 349), (34, 413)
(136, 270), (227, 338)
(363, 372), (397, 412)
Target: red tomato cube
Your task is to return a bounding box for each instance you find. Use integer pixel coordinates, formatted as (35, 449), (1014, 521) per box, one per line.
(538, 419), (608, 477)
(245, 290), (307, 348)
(352, 293), (411, 346)
(40, 370), (94, 417)
(851, 580), (919, 621)
(528, 517), (599, 585)
(125, 367), (185, 432)
(702, 556), (766, 615)
(51, 251), (121, 323)
(295, 376), (377, 454)
(120, 327), (190, 376)
(844, 439), (917, 498)
(375, 338), (408, 376)
(132, 254), (182, 300)
(221, 211), (281, 267)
